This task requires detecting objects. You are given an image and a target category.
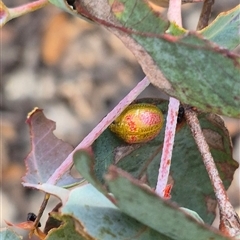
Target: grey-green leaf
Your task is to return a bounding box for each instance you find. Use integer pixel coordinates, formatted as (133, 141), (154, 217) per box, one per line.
(48, 0), (240, 117)
(200, 5), (240, 50)
(105, 166), (231, 240)
(0, 228), (22, 240)
(56, 183), (172, 239)
(108, 0), (240, 117)
(45, 215), (89, 240)
(92, 99), (238, 224)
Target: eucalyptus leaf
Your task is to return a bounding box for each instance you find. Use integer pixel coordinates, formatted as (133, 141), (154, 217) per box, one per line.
(105, 166), (231, 240)
(0, 228), (22, 240)
(49, 0), (240, 117)
(200, 5), (240, 50)
(108, 0), (240, 117)
(22, 109), (82, 187)
(73, 151), (231, 240)
(45, 215), (88, 240)
(47, 183), (171, 239)
(73, 151), (232, 240)
(93, 98), (238, 224)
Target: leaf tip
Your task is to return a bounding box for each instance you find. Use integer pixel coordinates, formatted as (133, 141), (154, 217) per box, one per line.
(26, 107), (42, 123)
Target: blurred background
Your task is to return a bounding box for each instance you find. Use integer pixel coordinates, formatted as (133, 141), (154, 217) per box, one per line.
(1, 0), (239, 239)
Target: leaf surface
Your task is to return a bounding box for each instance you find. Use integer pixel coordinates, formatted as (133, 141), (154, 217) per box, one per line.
(22, 108), (81, 187)
(49, 1), (240, 117)
(92, 99), (238, 224)
(73, 151), (230, 240)
(200, 5), (240, 50)
(45, 215), (89, 240)
(0, 228), (22, 240)
(39, 183), (171, 239)
(108, 0), (240, 117)
(105, 166), (231, 240)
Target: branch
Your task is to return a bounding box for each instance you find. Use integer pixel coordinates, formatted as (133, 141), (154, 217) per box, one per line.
(197, 0), (215, 30)
(185, 108), (240, 237)
(29, 193), (50, 238)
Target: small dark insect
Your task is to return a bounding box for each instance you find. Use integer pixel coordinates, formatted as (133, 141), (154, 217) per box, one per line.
(66, 0), (76, 10)
(177, 105), (185, 123)
(27, 212), (41, 227)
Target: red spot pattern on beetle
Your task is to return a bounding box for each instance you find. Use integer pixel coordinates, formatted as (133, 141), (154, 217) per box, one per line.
(140, 111), (161, 125)
(126, 115), (137, 132)
(129, 135), (137, 143)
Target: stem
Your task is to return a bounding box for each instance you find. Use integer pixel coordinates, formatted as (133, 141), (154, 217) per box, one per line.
(167, 0), (182, 26)
(155, 0), (182, 198)
(185, 108), (240, 237)
(8, 0), (48, 20)
(197, 0), (215, 30)
(29, 193), (50, 238)
(47, 77), (150, 185)
(155, 98), (179, 197)
(189, 1), (239, 236)
(183, 0), (204, 2)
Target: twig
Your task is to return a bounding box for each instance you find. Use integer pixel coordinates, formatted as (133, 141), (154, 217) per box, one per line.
(155, 0), (182, 198)
(182, 0), (204, 3)
(1, 0), (48, 26)
(29, 193), (50, 238)
(8, 0), (48, 19)
(197, 0), (215, 30)
(167, 0), (182, 27)
(155, 98), (179, 197)
(149, 0), (204, 8)
(47, 77), (151, 185)
(185, 108), (240, 237)
(191, 1), (240, 236)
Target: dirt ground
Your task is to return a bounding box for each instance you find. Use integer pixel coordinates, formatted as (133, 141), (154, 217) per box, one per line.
(1, 1), (239, 239)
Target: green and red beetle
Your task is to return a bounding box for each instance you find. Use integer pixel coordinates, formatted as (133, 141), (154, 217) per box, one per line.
(109, 103), (164, 144)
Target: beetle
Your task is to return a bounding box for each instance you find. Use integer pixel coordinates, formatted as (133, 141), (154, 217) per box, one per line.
(109, 103), (164, 144)
(177, 105), (185, 123)
(27, 212), (41, 227)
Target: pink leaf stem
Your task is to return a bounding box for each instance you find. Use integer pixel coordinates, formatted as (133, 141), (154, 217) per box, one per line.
(168, 0), (182, 27)
(47, 77), (150, 185)
(155, 0), (182, 198)
(7, 0), (48, 21)
(155, 97), (179, 197)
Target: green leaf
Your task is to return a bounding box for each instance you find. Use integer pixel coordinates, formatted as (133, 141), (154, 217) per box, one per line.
(92, 99), (238, 224)
(45, 215), (87, 240)
(179, 207), (204, 224)
(45, 183), (171, 239)
(109, 0), (169, 33)
(73, 152), (232, 240)
(49, 0), (240, 117)
(108, 1), (240, 117)
(0, 228), (22, 240)
(73, 151), (222, 240)
(200, 5), (240, 50)
(104, 166), (231, 240)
